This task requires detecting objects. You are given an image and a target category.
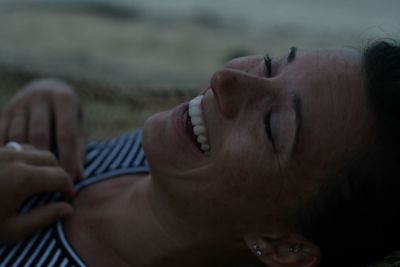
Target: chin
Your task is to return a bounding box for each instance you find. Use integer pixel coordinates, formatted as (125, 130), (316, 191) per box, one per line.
(142, 110), (184, 173)
(142, 110), (169, 167)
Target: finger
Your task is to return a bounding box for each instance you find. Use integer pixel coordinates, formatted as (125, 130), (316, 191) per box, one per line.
(0, 202), (73, 245)
(4, 144), (59, 167)
(20, 144), (35, 150)
(75, 134), (86, 180)
(0, 109), (11, 145)
(8, 108), (28, 144)
(23, 164), (74, 199)
(53, 95), (80, 177)
(2, 143), (31, 157)
(29, 98), (51, 150)
(75, 108), (86, 180)
(19, 149), (59, 167)
(1, 142), (32, 150)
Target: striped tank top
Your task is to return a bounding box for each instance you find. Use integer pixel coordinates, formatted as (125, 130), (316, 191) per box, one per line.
(0, 130), (148, 267)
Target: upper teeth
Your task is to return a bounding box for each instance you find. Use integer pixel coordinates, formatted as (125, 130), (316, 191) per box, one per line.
(188, 95), (210, 153)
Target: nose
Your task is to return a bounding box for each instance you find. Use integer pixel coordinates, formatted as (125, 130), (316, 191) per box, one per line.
(223, 55), (264, 75)
(210, 67), (277, 118)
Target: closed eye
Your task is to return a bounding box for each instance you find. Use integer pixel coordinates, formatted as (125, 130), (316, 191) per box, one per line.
(264, 110), (276, 150)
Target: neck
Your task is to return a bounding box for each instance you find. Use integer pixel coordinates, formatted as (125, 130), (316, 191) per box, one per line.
(99, 175), (253, 267)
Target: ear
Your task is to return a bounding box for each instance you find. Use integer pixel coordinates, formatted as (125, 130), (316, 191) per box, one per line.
(244, 233), (320, 267)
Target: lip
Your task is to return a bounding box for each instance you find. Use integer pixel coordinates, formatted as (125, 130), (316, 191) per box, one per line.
(200, 91), (211, 147)
(172, 102), (206, 158)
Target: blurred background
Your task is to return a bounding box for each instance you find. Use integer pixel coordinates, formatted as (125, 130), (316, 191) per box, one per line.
(0, 0), (399, 139)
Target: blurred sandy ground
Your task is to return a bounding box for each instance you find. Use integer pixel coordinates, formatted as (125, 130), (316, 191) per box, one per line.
(0, 0), (399, 139)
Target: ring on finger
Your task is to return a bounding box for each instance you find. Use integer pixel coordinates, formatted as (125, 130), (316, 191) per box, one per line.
(5, 141), (23, 152)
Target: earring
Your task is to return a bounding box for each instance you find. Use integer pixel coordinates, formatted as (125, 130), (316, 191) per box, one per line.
(253, 244), (263, 256)
(289, 244), (303, 253)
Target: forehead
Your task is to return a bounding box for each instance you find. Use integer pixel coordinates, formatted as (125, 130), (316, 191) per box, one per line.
(290, 48), (364, 125)
(285, 47), (362, 82)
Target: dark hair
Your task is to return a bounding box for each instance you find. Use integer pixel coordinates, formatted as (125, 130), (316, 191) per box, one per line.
(292, 40), (400, 267)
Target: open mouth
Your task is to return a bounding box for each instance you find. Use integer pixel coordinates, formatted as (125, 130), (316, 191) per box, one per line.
(184, 95), (210, 154)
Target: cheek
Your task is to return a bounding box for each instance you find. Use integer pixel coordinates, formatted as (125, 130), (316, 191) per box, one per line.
(212, 135), (281, 201)
(207, 155), (286, 222)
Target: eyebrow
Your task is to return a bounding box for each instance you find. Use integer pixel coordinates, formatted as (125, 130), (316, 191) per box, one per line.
(292, 93), (303, 155)
(287, 46), (297, 64)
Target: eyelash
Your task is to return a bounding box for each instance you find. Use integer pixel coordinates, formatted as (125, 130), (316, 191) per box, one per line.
(263, 54), (272, 77)
(263, 55), (275, 148)
(264, 111), (274, 143)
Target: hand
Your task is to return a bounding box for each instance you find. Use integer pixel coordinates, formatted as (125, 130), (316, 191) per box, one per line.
(0, 145), (74, 244)
(0, 78), (85, 180)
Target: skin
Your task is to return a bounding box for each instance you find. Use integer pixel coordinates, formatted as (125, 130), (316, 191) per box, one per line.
(0, 47), (374, 266)
(0, 79), (83, 244)
(142, 47), (373, 233)
(133, 49), (373, 266)
(0, 145), (74, 244)
(0, 78), (85, 180)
